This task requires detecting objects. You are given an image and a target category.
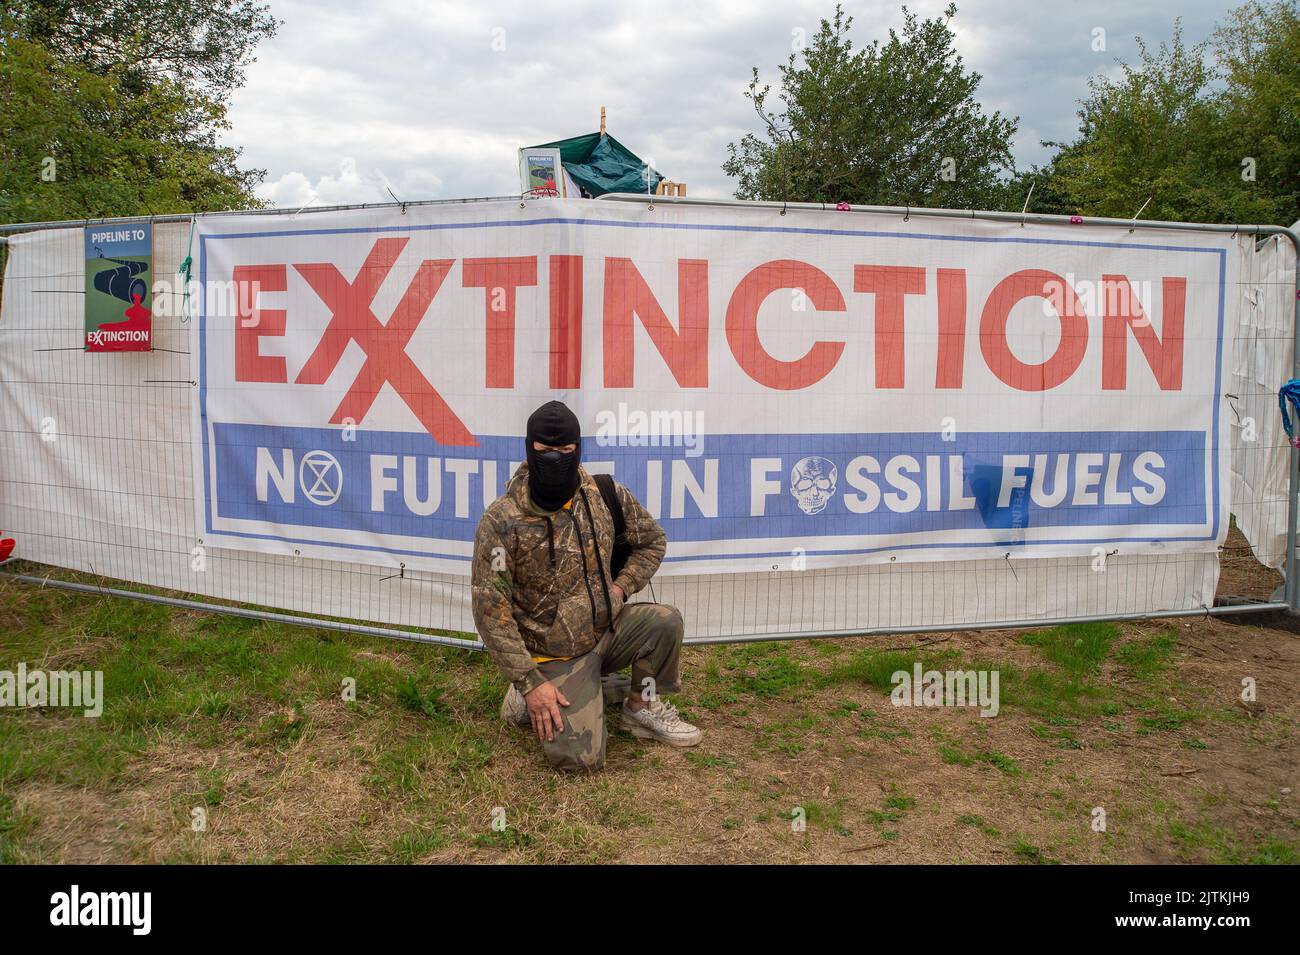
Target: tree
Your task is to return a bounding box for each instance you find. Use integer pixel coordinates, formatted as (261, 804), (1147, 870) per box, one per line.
(995, 153), (1080, 218)
(723, 4), (1019, 209)
(1214, 0), (1300, 225)
(0, 0), (279, 225)
(1034, 3), (1299, 226)
(1045, 26), (1267, 224)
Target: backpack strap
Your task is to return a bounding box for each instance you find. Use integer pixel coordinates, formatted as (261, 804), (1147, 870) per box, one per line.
(593, 473), (626, 541)
(593, 473), (631, 582)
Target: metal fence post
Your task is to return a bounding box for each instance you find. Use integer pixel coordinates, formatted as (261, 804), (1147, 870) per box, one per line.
(1287, 228), (1300, 612)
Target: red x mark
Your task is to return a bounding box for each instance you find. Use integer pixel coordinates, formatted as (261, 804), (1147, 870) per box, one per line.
(294, 238), (475, 445)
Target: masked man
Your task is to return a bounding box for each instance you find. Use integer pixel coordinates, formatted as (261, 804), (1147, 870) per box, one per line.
(472, 400), (702, 772)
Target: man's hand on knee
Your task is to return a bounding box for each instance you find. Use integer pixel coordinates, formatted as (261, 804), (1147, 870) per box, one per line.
(524, 681), (570, 742)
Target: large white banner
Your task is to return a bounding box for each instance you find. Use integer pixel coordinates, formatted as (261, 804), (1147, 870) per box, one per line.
(189, 199), (1235, 577)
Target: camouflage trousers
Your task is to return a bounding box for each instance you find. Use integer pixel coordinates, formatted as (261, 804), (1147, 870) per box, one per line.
(535, 602), (684, 773)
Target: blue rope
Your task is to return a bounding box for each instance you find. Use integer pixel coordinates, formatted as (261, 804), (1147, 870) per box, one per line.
(1278, 379), (1300, 445)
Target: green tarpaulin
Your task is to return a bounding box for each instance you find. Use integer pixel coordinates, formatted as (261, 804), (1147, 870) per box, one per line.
(529, 132), (663, 197)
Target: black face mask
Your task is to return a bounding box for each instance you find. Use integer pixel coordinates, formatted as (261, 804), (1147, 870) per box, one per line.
(525, 400), (582, 511)
(527, 447), (580, 511)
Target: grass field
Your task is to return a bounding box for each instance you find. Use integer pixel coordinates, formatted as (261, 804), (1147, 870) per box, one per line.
(1, 566), (1298, 864)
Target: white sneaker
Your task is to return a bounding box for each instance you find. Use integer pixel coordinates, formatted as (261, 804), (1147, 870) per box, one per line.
(620, 699), (702, 747)
(500, 685), (530, 727)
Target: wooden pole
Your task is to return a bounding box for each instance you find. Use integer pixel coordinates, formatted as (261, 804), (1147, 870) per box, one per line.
(600, 106), (606, 135)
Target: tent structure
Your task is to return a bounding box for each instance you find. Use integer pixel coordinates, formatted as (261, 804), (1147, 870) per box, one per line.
(527, 131), (662, 198)
(522, 109), (683, 199)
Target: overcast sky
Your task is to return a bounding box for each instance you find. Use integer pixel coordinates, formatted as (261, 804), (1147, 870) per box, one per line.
(227, 0), (1234, 210)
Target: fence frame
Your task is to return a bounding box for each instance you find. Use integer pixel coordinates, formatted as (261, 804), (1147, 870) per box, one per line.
(1, 195), (1298, 648)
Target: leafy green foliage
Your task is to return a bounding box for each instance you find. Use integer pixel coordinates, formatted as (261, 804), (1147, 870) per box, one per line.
(1213, 0), (1300, 224)
(723, 4), (1018, 208)
(1016, 2), (1299, 225)
(0, 0), (279, 224)
(726, 2), (1297, 227)
(1047, 27), (1264, 223)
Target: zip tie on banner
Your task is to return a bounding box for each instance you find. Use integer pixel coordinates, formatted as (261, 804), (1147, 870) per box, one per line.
(1278, 380), (1300, 447)
(177, 216), (196, 324)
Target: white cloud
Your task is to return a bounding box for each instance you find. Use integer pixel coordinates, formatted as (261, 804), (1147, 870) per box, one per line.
(256, 158), (384, 208)
(227, 0), (1233, 209)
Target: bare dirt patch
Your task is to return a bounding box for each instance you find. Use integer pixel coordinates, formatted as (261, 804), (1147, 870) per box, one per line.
(2, 525), (1296, 864)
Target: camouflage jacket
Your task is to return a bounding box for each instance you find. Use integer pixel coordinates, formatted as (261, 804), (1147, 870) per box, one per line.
(471, 464), (667, 693)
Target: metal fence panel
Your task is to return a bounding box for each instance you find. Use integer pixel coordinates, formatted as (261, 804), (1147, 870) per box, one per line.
(1, 198), (1296, 646)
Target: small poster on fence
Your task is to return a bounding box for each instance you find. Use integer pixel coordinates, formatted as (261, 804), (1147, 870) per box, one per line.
(84, 222), (153, 352)
(518, 147), (565, 198)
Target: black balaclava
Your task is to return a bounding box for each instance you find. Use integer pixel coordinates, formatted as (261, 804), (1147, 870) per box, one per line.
(525, 400), (582, 511)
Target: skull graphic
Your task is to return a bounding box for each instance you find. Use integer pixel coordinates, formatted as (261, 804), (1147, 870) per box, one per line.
(790, 456), (838, 515)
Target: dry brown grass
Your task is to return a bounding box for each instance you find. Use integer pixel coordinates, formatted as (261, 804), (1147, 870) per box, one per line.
(2, 529), (1297, 864)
